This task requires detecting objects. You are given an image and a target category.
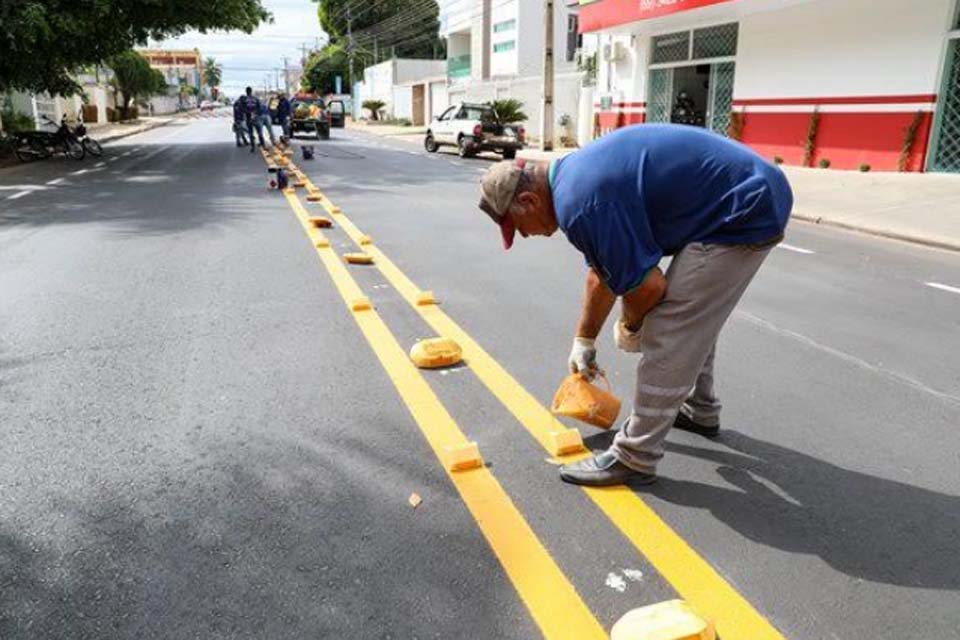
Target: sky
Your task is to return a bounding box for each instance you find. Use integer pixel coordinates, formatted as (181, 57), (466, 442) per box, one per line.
(151, 0), (327, 98)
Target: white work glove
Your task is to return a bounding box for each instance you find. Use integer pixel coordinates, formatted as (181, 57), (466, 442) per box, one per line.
(569, 337), (599, 380)
(615, 319), (643, 353)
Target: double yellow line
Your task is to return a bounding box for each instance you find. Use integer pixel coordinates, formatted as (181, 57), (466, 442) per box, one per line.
(267, 152), (786, 640)
(270, 156), (606, 639)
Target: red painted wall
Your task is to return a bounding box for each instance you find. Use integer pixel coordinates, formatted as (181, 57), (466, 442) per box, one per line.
(580, 0), (738, 33)
(593, 95), (936, 171)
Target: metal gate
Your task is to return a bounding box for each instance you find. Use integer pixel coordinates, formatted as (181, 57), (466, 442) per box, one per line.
(708, 62), (736, 135)
(931, 38), (960, 172)
(646, 68), (673, 124)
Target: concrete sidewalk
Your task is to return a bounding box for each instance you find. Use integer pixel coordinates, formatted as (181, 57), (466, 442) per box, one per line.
(88, 116), (177, 144)
(519, 147), (960, 253)
(346, 119), (426, 140)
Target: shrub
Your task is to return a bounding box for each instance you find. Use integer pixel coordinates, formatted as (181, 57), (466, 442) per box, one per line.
(898, 111), (924, 172)
(488, 98), (527, 124)
(362, 99), (386, 121)
(818, 158), (831, 169)
(859, 163), (871, 173)
(0, 108), (35, 133)
(728, 111), (746, 141)
(803, 109), (821, 167)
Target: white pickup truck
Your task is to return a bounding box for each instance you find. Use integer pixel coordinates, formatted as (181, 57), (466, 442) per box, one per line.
(424, 102), (525, 159)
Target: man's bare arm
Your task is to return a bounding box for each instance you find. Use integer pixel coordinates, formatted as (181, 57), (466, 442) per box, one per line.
(621, 267), (667, 331)
(575, 268), (617, 339)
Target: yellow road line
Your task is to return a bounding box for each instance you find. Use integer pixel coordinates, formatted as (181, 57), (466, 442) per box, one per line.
(304, 181), (787, 640)
(275, 178), (606, 640)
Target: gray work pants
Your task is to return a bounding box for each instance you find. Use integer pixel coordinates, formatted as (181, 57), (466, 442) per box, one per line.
(611, 238), (779, 473)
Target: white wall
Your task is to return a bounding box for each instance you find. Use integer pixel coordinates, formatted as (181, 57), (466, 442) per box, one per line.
(363, 60), (396, 111)
(429, 81), (449, 117)
(735, 0), (955, 99)
(597, 33), (646, 103)
(394, 60), (447, 84)
(392, 85), (413, 120)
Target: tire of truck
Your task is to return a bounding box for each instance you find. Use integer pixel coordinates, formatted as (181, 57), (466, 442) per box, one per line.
(318, 122), (330, 140)
(458, 136), (474, 158)
(502, 148), (516, 160)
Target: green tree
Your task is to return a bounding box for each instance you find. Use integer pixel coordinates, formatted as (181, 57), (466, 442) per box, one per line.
(109, 51), (166, 118)
(203, 57), (223, 93)
(0, 0), (271, 96)
(315, 0), (443, 64)
(302, 44), (350, 94)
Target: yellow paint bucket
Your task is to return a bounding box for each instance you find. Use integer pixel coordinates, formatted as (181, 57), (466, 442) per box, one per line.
(551, 373), (621, 429)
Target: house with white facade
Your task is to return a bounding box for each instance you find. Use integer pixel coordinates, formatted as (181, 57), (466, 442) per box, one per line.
(356, 58), (447, 124)
(580, 0), (960, 173)
(438, 0), (593, 142)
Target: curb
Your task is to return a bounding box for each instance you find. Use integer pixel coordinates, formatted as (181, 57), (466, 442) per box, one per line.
(95, 118), (175, 144)
(793, 212), (960, 253)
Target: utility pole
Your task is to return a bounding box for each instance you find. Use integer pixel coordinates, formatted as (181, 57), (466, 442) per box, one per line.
(281, 56), (290, 94)
(540, 0), (555, 151)
(346, 5), (355, 99)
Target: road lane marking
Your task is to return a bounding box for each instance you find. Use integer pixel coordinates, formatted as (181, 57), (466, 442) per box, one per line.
(736, 310), (960, 407)
(307, 181), (787, 640)
(925, 281), (960, 296)
(778, 243), (815, 254)
(275, 168), (606, 640)
(6, 190), (31, 200)
(45, 178), (65, 185)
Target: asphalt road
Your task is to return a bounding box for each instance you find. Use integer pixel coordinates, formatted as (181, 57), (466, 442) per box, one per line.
(2, 114), (958, 639)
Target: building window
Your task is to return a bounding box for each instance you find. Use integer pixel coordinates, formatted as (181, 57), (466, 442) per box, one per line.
(566, 14), (582, 62)
(493, 40), (516, 53)
(652, 23), (738, 65)
(493, 19), (516, 33)
(651, 31), (690, 64)
(692, 23), (739, 59)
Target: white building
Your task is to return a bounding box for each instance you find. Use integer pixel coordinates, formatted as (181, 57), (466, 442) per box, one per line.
(438, 0), (592, 142)
(581, 0), (960, 173)
(356, 58), (447, 124)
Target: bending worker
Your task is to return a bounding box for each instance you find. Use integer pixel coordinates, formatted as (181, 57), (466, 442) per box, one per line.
(478, 124), (793, 487)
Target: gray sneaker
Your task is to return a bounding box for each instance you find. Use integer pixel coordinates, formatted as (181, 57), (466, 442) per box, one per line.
(559, 450), (657, 487)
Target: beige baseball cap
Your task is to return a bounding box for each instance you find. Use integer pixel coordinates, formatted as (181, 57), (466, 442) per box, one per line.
(478, 159), (526, 250)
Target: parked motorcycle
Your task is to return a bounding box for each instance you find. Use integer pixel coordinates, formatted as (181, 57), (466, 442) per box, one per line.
(13, 115), (85, 162)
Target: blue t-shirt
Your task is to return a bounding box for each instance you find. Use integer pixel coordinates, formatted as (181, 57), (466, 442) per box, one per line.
(551, 124), (793, 295)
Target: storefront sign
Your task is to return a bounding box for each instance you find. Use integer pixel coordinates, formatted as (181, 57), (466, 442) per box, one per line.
(580, 0), (737, 33)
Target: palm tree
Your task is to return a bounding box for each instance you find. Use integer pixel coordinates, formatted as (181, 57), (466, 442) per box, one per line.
(203, 57), (223, 97)
(488, 99), (527, 124)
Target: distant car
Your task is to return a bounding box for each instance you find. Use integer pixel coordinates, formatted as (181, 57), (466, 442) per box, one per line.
(199, 100), (216, 111)
(424, 102), (525, 159)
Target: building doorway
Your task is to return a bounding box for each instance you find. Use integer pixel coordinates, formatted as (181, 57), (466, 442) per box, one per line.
(412, 84), (426, 126)
(645, 23), (737, 136)
(930, 7), (960, 173)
